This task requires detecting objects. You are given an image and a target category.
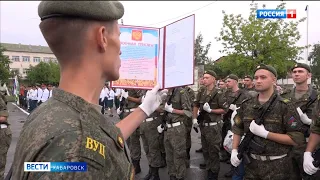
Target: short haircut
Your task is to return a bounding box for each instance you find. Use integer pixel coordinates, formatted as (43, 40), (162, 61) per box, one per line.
(39, 18), (115, 63)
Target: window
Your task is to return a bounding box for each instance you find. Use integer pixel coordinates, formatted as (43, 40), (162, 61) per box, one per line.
(23, 68), (30, 74)
(22, 56), (30, 62)
(43, 57), (50, 62)
(12, 56), (20, 62)
(33, 57), (41, 63)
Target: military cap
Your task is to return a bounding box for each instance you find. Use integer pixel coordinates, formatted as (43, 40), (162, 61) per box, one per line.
(226, 74), (239, 81)
(38, 1), (124, 21)
(291, 63), (311, 72)
(244, 75), (253, 80)
(204, 70), (217, 78)
(254, 64), (277, 77)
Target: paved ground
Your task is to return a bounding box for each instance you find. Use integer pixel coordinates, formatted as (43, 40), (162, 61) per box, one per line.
(5, 103), (232, 180)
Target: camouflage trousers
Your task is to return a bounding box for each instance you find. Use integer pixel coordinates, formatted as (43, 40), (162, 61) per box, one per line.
(164, 123), (187, 179)
(245, 155), (291, 180)
(122, 111), (141, 161)
(200, 123), (222, 174)
(0, 127), (12, 180)
(183, 118), (192, 167)
(140, 118), (163, 167)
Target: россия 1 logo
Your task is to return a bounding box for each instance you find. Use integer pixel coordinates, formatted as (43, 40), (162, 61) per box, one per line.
(256, 9), (296, 19)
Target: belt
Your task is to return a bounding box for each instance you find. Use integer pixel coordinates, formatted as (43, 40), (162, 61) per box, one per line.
(124, 108), (136, 113)
(143, 117), (156, 123)
(250, 153), (287, 161)
(0, 124), (8, 129)
(203, 120), (223, 127)
(166, 122), (183, 128)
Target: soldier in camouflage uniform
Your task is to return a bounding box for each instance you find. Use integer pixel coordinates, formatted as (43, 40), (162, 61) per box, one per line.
(280, 63), (319, 180)
(0, 89), (11, 180)
(183, 86), (195, 168)
(192, 70), (228, 180)
(140, 101), (164, 180)
(304, 93), (320, 175)
(10, 1), (168, 179)
(243, 75), (258, 97)
(231, 64), (305, 180)
(157, 87), (192, 180)
(119, 89), (144, 174)
(222, 74), (250, 177)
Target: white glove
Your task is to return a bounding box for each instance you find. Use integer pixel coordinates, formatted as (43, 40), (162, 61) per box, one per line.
(121, 90), (128, 99)
(192, 118), (199, 128)
(203, 102), (212, 113)
(164, 103), (174, 113)
(229, 104), (237, 111)
(249, 121), (269, 139)
(141, 95), (145, 103)
(303, 152), (319, 175)
(157, 125), (164, 133)
(231, 149), (242, 167)
(116, 107), (122, 115)
(139, 84), (168, 116)
(197, 110), (200, 116)
(296, 107), (312, 125)
(230, 107), (240, 127)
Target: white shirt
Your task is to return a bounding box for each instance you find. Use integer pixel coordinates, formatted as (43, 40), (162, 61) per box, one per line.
(31, 89), (38, 100)
(100, 88), (105, 99)
(115, 88), (122, 97)
(108, 90), (115, 100)
(105, 88), (109, 98)
(48, 90), (53, 98)
(27, 89), (33, 100)
(40, 89), (50, 102)
(37, 88), (43, 101)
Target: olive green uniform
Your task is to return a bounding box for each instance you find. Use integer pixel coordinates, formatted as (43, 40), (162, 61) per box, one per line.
(232, 92), (306, 180)
(0, 92), (11, 180)
(281, 87), (319, 180)
(194, 87), (228, 178)
(164, 87), (192, 179)
(11, 88), (135, 179)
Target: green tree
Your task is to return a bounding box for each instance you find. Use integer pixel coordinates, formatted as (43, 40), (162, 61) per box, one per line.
(215, 2), (306, 78)
(0, 45), (11, 83)
(194, 32), (212, 65)
(26, 61), (60, 84)
(308, 42), (320, 86)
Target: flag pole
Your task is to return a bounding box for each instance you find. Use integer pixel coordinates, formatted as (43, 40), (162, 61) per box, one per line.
(306, 5), (309, 64)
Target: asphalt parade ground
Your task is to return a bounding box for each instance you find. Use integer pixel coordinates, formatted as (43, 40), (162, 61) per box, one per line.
(5, 103), (231, 180)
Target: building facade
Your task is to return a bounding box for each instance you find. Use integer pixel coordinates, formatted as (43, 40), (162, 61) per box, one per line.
(1, 43), (57, 78)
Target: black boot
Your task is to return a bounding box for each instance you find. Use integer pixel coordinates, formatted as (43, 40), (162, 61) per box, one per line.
(143, 166), (152, 180)
(195, 147), (203, 153)
(132, 160), (141, 174)
(149, 167), (160, 180)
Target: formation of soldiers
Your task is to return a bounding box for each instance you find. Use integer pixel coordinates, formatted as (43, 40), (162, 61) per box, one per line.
(115, 62), (320, 180)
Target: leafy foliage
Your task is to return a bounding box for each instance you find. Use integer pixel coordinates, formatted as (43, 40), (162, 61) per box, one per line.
(194, 32), (212, 65)
(26, 61), (60, 85)
(0, 45), (11, 84)
(215, 3), (306, 78)
(308, 42), (320, 85)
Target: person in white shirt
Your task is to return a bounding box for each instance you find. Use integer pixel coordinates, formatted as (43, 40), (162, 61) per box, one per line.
(48, 84), (53, 99)
(104, 85), (110, 109)
(99, 87), (106, 114)
(38, 84), (49, 106)
(36, 84), (42, 107)
(107, 87), (115, 117)
(114, 88), (122, 109)
(30, 86), (38, 111)
(26, 86), (33, 112)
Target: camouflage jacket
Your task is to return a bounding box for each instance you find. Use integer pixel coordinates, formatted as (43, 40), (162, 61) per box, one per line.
(11, 88), (134, 180)
(232, 92), (305, 156)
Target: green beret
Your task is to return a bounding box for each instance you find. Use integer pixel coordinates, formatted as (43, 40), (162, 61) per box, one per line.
(291, 63), (311, 72)
(226, 74), (239, 81)
(38, 1), (124, 21)
(244, 75), (253, 80)
(254, 64), (277, 77)
(204, 70), (217, 78)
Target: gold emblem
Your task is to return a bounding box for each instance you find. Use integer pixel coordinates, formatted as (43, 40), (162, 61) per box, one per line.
(235, 115), (241, 125)
(117, 136), (124, 148)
